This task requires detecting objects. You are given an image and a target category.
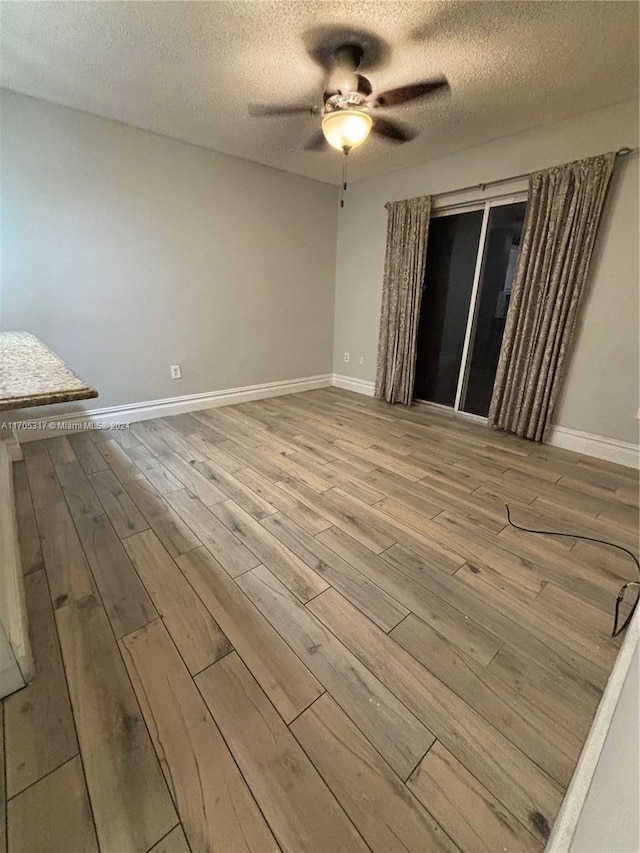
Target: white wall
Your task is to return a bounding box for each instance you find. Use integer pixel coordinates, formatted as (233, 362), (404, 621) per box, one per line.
(333, 100), (639, 445)
(0, 90), (338, 415)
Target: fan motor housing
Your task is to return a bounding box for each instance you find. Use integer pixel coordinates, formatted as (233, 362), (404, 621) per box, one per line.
(324, 92), (369, 115)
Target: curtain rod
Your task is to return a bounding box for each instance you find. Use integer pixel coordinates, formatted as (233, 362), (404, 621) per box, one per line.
(401, 146), (639, 204)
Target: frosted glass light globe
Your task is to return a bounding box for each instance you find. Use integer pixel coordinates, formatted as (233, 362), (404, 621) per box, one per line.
(321, 110), (373, 151)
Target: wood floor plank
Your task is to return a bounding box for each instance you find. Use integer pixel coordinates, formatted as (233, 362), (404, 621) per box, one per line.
(88, 469), (149, 538)
(383, 541), (609, 688)
(323, 461), (387, 504)
(486, 643), (601, 739)
(55, 460), (103, 522)
(135, 428), (229, 505)
(189, 413), (239, 446)
(597, 499), (640, 531)
(461, 515), (623, 612)
(35, 500), (95, 609)
(257, 447), (333, 492)
(3, 570), (77, 797)
(74, 513), (157, 638)
(206, 405), (269, 436)
(376, 498), (539, 592)
(335, 440), (429, 481)
(194, 458), (277, 518)
(154, 421), (209, 462)
(530, 496), (638, 550)
(7, 757), (98, 853)
(124, 530), (231, 674)
(122, 621), (278, 853)
(276, 430), (342, 466)
(165, 489), (260, 577)
(413, 453), (484, 495)
(56, 595), (176, 852)
(220, 437), (290, 480)
(132, 419), (200, 460)
(498, 469), (615, 519)
(161, 412), (221, 442)
(532, 583), (616, 644)
(105, 426), (141, 449)
(454, 559), (616, 678)
(67, 433), (109, 474)
(197, 652), (368, 853)
(177, 546), (322, 721)
(365, 468), (446, 518)
(136, 431), (228, 506)
(123, 478), (200, 557)
(237, 565), (434, 779)
(291, 693), (459, 853)
(324, 486), (473, 571)
(235, 466), (332, 534)
(201, 409), (264, 449)
(295, 432), (377, 472)
(23, 442), (65, 509)
(179, 431), (244, 472)
(279, 478), (396, 553)
(408, 743), (542, 853)
(308, 588), (564, 845)
(127, 444), (183, 493)
(97, 437), (146, 484)
(317, 527), (503, 665)
(148, 825), (190, 853)
(13, 460), (44, 576)
(391, 614), (581, 786)
(568, 537), (637, 582)
(261, 512), (408, 631)
(44, 436), (77, 467)
(374, 458), (509, 536)
(209, 499), (328, 602)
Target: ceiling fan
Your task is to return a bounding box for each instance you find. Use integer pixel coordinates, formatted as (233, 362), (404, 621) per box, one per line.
(248, 41), (449, 155)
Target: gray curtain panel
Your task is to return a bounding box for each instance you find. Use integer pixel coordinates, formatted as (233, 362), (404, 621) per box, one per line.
(374, 195), (432, 405)
(488, 152), (615, 441)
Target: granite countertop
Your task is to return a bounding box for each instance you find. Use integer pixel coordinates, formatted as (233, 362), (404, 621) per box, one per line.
(0, 331), (98, 411)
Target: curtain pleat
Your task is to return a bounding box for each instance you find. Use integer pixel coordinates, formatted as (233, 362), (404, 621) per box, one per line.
(374, 195), (432, 405)
(488, 153), (615, 441)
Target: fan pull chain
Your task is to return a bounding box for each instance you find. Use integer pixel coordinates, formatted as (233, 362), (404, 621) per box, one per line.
(340, 149), (349, 208)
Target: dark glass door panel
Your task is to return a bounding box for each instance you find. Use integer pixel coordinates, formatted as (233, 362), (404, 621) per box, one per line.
(413, 210), (483, 406)
(461, 202), (527, 417)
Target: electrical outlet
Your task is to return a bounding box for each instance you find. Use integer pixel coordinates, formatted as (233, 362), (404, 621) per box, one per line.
(170, 365), (182, 380)
(343, 352), (350, 363)
(359, 356), (365, 365)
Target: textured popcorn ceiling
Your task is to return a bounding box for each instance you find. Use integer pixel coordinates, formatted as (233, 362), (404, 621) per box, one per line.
(1, 1), (638, 185)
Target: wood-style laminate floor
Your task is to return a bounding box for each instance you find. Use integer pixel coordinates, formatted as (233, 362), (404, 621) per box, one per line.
(3, 388), (638, 853)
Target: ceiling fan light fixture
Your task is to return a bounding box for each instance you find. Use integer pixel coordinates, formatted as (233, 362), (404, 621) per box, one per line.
(321, 109), (372, 151)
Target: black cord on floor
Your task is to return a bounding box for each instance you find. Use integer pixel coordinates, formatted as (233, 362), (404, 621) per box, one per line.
(505, 505), (640, 638)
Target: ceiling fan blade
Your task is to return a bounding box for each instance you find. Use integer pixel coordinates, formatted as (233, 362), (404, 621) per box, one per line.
(304, 130), (328, 151)
(356, 74), (373, 97)
(372, 118), (416, 143)
(248, 103), (317, 118)
(375, 77), (449, 107)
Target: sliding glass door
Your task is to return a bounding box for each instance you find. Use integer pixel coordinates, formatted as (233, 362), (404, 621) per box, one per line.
(414, 196), (527, 418)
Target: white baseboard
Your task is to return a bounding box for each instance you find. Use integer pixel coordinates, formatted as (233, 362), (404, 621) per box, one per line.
(332, 373), (375, 396)
(3, 374), (332, 442)
(548, 425), (639, 470)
